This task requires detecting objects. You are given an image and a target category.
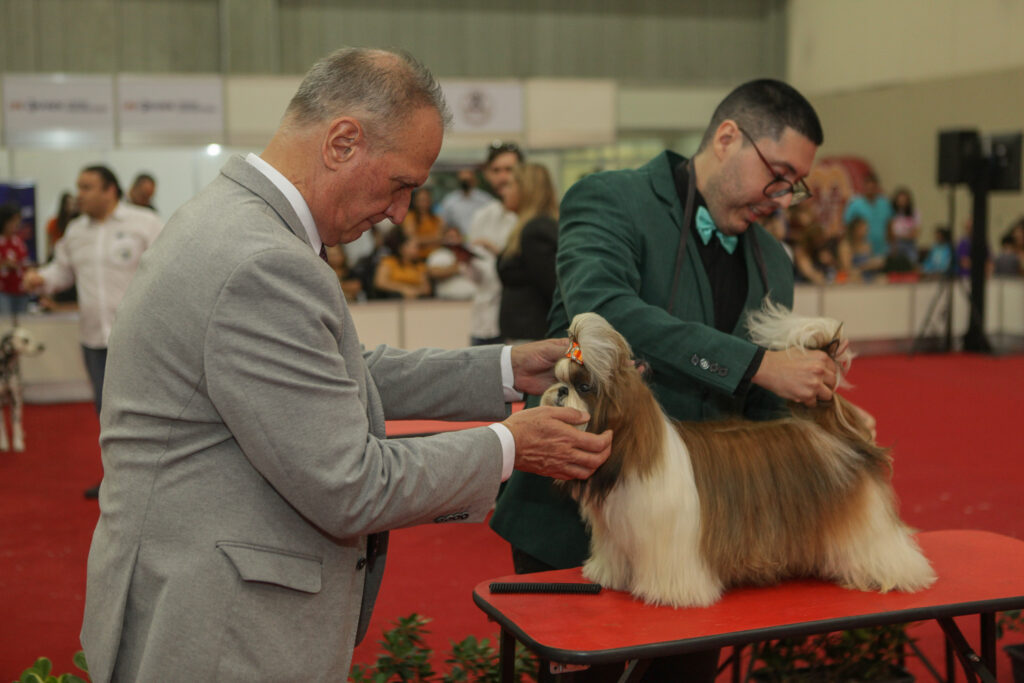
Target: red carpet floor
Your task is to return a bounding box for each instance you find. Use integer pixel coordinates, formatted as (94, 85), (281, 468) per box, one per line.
(1, 352), (1022, 681)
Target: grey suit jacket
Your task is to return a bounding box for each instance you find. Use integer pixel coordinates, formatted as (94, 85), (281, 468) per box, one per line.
(81, 156), (508, 682)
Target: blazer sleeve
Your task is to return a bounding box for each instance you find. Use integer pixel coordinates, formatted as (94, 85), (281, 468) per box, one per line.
(556, 172), (759, 397)
(203, 247), (502, 537)
(363, 343), (509, 422)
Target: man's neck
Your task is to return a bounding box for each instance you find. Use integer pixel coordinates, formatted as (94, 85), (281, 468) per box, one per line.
(89, 201), (117, 223)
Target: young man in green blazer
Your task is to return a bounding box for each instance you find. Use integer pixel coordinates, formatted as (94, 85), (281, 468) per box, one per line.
(491, 79), (868, 682)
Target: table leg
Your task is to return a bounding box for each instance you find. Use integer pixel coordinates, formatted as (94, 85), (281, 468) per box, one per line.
(937, 616), (998, 683)
(500, 628), (516, 683)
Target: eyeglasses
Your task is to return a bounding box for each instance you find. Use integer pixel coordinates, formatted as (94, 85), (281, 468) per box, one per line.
(737, 126), (812, 205)
(486, 141), (522, 163)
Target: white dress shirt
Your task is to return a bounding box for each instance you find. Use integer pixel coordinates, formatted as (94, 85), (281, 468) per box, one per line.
(244, 154), (519, 480)
(38, 202), (163, 348)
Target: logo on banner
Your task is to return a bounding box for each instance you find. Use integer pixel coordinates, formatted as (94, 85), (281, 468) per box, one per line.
(460, 89), (494, 127)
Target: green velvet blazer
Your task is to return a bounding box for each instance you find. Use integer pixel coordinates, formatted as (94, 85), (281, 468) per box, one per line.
(490, 150), (795, 569)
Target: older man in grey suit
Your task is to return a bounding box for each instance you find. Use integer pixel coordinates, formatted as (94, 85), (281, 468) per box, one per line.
(81, 48), (611, 682)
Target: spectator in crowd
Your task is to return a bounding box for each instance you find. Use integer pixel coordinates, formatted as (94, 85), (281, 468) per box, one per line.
(80, 47), (610, 682)
(41, 192), (81, 309)
(344, 221), (390, 299)
(888, 187), (920, 263)
(324, 244), (364, 301)
(22, 164), (163, 499)
(374, 225), (432, 299)
(438, 167), (493, 234)
(426, 225), (476, 300)
(793, 222), (839, 284)
(128, 173), (157, 213)
(843, 172), (892, 257)
(1002, 219), (1024, 262)
(920, 227), (954, 277)
(45, 192), (78, 257)
(993, 234), (1022, 276)
(0, 202), (31, 316)
(465, 141), (523, 345)
(838, 217), (885, 282)
(401, 186), (444, 259)
(497, 163), (559, 343)
(955, 217), (992, 277)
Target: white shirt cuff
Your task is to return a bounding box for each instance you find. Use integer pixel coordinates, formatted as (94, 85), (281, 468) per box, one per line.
(501, 345), (523, 402)
(488, 423), (516, 481)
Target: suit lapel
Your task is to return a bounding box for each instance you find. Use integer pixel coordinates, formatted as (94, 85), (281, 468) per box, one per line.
(646, 152), (715, 327)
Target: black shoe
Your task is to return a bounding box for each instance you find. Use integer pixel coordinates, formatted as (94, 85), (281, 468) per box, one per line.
(84, 484), (101, 499)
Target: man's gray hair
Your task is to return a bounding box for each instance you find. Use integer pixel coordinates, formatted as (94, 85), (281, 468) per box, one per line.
(284, 47), (452, 147)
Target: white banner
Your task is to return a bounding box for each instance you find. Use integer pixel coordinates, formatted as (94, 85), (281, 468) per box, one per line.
(3, 74), (115, 147)
(118, 75), (224, 142)
(441, 80), (523, 135)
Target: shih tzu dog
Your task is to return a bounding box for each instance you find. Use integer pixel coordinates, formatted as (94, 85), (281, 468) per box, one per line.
(541, 303), (935, 608)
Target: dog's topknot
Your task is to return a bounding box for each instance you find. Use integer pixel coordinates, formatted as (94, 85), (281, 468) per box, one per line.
(746, 298), (853, 384)
(568, 313), (632, 386)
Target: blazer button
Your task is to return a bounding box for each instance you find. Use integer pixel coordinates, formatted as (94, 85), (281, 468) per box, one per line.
(356, 557), (367, 570)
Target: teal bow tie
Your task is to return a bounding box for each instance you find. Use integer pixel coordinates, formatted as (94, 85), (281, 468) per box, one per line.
(696, 206), (738, 254)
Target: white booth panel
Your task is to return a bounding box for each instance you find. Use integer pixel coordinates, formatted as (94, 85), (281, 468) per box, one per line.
(821, 284), (914, 339)
(403, 299), (473, 350)
(348, 301), (402, 349)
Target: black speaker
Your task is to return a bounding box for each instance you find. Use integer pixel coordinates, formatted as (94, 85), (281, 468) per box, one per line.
(989, 133), (1022, 191)
(937, 130), (981, 185)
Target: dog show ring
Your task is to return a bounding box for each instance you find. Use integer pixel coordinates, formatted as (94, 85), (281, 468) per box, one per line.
(473, 530), (1024, 682)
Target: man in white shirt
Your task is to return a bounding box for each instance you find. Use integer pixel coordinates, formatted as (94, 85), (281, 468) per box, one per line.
(466, 142), (523, 345)
(23, 165), (162, 498)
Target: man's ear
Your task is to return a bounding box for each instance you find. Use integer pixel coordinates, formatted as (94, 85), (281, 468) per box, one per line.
(712, 119), (742, 161)
(322, 117), (363, 169)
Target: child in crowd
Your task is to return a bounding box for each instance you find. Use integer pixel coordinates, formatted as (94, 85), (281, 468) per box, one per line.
(373, 225), (431, 299)
(920, 227), (954, 277)
(0, 203), (31, 316)
(838, 217), (886, 282)
(993, 235), (1022, 276)
(889, 187), (920, 264)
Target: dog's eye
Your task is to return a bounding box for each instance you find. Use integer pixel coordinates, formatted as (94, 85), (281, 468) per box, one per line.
(577, 383), (593, 394)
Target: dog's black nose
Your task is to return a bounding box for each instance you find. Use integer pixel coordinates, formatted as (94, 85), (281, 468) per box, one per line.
(557, 386), (569, 405)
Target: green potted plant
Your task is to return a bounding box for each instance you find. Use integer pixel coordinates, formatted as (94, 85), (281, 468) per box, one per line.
(748, 623), (916, 682)
(349, 613), (538, 682)
(998, 610), (1024, 683)
(13, 651), (89, 683)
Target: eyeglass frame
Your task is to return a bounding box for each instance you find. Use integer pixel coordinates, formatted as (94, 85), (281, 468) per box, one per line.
(736, 126), (813, 205)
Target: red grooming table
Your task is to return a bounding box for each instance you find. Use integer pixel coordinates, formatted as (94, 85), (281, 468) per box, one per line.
(473, 530), (1024, 682)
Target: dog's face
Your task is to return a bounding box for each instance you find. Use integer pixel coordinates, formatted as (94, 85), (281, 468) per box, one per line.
(3, 327), (45, 357)
(540, 313), (639, 433)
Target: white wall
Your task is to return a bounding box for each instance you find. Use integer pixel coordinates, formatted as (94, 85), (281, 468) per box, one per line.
(788, 0), (1024, 95)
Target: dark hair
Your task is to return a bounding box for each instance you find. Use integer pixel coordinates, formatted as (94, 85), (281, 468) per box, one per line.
(55, 192), (77, 236)
(132, 173), (156, 187)
(935, 227), (952, 243)
(409, 187), (435, 220)
(0, 202), (21, 228)
(82, 165), (123, 199)
(285, 47), (451, 149)
(891, 187), (914, 216)
(383, 224), (410, 256)
(698, 79), (823, 151)
(486, 141), (524, 165)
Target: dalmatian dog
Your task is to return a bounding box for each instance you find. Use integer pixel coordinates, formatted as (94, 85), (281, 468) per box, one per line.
(0, 327), (45, 452)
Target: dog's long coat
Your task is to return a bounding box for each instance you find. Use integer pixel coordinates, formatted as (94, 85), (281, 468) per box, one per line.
(542, 306), (935, 607)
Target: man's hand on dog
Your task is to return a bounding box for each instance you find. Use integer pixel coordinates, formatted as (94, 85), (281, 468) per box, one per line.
(503, 407), (612, 481)
(509, 337), (572, 396)
(753, 349), (839, 407)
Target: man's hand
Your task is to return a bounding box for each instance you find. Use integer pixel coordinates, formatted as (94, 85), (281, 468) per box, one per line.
(503, 406), (612, 481)
(509, 338), (570, 396)
(752, 349), (837, 406)
(22, 269), (44, 293)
